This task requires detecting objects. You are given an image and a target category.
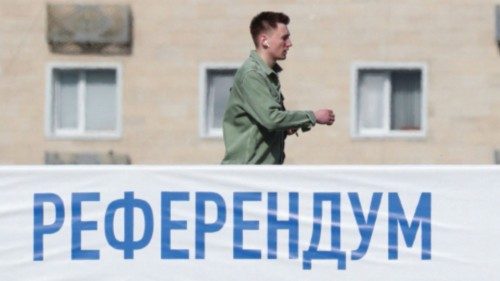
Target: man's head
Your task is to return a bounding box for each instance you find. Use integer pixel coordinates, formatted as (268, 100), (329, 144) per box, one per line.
(250, 12), (292, 62)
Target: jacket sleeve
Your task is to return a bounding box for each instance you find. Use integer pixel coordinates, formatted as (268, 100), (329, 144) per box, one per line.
(238, 70), (316, 131)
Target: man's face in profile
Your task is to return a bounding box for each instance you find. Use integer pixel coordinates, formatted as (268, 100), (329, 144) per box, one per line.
(266, 23), (293, 61)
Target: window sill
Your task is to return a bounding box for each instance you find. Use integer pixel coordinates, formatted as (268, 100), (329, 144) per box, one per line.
(351, 130), (426, 140)
(200, 133), (223, 140)
(46, 132), (122, 141)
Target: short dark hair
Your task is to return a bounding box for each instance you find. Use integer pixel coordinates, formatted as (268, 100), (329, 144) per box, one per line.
(250, 12), (290, 47)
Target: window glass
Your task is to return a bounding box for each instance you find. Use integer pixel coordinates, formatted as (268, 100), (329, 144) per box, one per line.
(207, 69), (235, 132)
(85, 69), (117, 131)
(358, 70), (386, 131)
(390, 71), (421, 131)
(55, 70), (79, 129)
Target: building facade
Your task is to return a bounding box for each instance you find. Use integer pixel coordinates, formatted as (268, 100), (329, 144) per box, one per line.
(0, 0), (499, 164)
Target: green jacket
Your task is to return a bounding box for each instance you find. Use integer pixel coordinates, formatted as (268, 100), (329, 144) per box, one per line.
(222, 51), (316, 164)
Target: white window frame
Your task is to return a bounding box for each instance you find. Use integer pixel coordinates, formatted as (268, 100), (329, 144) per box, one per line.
(45, 62), (123, 140)
(198, 62), (240, 138)
(350, 62), (428, 139)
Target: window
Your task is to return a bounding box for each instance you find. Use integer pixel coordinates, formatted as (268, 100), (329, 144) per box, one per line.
(351, 63), (427, 138)
(46, 63), (122, 139)
(199, 64), (239, 138)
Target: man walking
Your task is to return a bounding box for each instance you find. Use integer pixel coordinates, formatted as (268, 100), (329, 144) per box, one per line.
(222, 11), (335, 164)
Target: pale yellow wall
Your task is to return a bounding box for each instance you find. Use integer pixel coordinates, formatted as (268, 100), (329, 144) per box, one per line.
(0, 0), (499, 164)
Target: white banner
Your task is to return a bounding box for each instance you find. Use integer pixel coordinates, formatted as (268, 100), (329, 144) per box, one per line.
(0, 166), (499, 280)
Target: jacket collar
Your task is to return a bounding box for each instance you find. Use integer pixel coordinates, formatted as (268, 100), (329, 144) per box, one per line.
(250, 50), (282, 76)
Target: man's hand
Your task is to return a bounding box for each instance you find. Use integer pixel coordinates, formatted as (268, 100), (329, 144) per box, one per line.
(314, 109), (335, 125)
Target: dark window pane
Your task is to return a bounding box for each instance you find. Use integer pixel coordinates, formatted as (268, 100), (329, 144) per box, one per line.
(390, 71), (421, 130)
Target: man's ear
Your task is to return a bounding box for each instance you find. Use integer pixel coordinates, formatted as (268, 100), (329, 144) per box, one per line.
(260, 34), (269, 48)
